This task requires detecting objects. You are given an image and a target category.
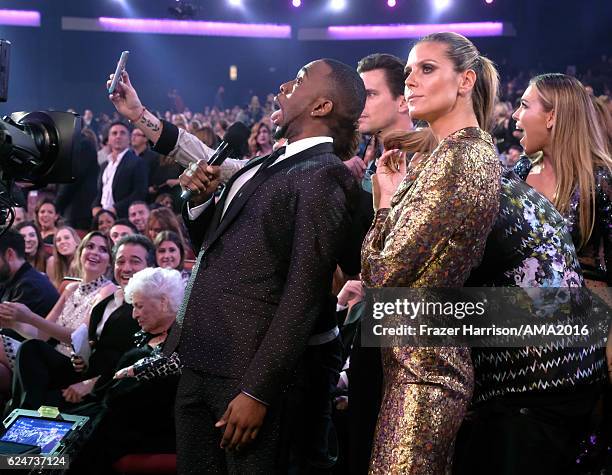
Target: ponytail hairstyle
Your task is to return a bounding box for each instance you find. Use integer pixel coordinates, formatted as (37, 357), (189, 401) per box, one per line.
(384, 128), (438, 155)
(530, 73), (612, 247)
(418, 32), (499, 132)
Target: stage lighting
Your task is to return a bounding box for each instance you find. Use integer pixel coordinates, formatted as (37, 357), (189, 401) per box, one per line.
(433, 0), (451, 12)
(330, 0), (346, 11)
(485, 0), (494, 3)
(387, 0), (397, 6)
(292, 0), (302, 6)
(228, 0), (242, 6)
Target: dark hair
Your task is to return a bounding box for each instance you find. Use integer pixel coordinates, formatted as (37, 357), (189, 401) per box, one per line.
(154, 230), (185, 271)
(417, 32), (499, 131)
(128, 201), (149, 210)
(0, 228), (26, 259)
(15, 221), (46, 271)
(81, 127), (99, 151)
(111, 219), (138, 234)
(108, 121), (130, 133)
(34, 197), (58, 228)
(113, 234), (156, 266)
(146, 207), (185, 244)
(194, 126), (219, 149)
(357, 53), (406, 98)
(216, 119), (228, 132)
(91, 209), (117, 232)
(321, 58), (367, 161)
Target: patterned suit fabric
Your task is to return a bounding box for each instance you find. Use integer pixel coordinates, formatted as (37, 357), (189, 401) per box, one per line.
(166, 142), (360, 405)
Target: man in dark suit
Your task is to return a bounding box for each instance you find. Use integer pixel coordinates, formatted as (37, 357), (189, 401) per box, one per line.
(80, 235), (153, 387)
(107, 60), (366, 473)
(92, 121), (148, 219)
(346, 53), (414, 475)
(0, 229), (58, 317)
(56, 130), (100, 230)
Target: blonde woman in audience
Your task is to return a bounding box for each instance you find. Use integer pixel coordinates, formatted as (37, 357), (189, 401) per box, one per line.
(247, 121), (274, 158)
(45, 226), (81, 288)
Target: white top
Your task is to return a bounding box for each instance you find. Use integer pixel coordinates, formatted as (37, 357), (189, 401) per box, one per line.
(101, 148), (129, 210)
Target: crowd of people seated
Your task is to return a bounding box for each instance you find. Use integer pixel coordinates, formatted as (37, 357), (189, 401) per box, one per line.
(0, 52), (608, 474)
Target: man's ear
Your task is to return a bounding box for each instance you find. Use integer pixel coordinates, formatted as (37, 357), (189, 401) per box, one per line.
(4, 248), (15, 262)
(458, 69), (477, 97)
(311, 98), (334, 117)
(398, 95), (409, 114)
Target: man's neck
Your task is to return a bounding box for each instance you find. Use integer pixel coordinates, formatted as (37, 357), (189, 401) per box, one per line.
(379, 115), (414, 141)
(9, 259), (26, 279)
(110, 148), (127, 162)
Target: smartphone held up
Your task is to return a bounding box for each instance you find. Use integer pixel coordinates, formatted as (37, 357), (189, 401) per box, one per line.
(107, 50), (130, 94)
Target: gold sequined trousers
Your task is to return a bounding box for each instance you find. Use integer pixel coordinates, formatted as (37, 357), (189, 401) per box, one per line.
(369, 347), (473, 474)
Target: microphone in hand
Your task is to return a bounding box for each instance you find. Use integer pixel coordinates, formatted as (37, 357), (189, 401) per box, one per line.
(179, 162), (221, 206)
(180, 121), (250, 202)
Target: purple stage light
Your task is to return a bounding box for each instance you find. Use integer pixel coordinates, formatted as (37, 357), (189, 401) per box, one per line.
(0, 9), (41, 27)
(325, 22), (504, 40)
(97, 17), (292, 39)
(485, 0), (494, 3)
(387, 0), (397, 7)
(292, 0), (302, 6)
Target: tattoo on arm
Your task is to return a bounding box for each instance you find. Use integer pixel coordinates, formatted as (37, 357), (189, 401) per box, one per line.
(139, 115), (160, 132)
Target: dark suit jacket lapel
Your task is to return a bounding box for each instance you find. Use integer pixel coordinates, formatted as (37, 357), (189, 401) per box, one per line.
(111, 151), (132, 201)
(214, 155), (268, 213)
(204, 142), (334, 252)
(88, 293), (115, 341)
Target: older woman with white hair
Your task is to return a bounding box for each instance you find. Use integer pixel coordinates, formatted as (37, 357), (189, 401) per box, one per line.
(70, 266), (184, 475)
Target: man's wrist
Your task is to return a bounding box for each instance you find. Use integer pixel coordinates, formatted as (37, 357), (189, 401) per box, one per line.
(189, 193), (211, 207)
(127, 105), (146, 123)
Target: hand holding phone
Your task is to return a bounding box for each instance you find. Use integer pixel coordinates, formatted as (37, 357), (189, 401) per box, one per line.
(108, 51), (130, 94)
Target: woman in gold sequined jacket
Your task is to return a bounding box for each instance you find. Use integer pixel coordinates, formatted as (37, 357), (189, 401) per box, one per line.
(361, 32), (502, 474)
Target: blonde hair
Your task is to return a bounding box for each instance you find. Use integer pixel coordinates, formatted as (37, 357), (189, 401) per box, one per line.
(384, 128), (438, 154)
(531, 73), (612, 247)
(418, 32), (499, 131)
(50, 226), (81, 288)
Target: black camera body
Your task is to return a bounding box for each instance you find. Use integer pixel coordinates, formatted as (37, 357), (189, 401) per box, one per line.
(0, 111), (80, 184)
(0, 39), (81, 230)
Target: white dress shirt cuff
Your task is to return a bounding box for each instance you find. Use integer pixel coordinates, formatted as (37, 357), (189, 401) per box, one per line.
(187, 198), (213, 221)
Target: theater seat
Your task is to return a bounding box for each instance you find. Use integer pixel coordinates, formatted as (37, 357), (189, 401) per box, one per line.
(113, 453), (176, 474)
